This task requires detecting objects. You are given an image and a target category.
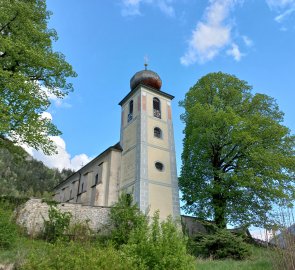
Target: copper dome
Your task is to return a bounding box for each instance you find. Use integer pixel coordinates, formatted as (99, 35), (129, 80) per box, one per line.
(130, 69), (162, 91)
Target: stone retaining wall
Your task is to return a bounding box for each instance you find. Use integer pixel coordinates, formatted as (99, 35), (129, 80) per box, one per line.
(15, 199), (111, 236)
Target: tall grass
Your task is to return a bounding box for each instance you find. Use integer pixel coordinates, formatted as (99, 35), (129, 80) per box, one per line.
(270, 208), (295, 270)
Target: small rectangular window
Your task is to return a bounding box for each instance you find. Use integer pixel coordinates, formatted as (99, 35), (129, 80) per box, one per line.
(93, 163), (103, 186)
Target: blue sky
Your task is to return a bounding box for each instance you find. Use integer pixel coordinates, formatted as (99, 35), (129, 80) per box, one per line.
(29, 0), (295, 174)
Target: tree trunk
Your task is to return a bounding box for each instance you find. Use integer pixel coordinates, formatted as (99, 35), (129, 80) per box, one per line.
(212, 176), (227, 228)
(212, 194), (227, 228)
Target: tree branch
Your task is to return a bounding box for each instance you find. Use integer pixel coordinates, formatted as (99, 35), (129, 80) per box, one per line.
(0, 12), (19, 33)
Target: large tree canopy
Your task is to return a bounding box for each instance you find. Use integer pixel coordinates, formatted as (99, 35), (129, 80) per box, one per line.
(0, 0), (76, 154)
(180, 72), (295, 228)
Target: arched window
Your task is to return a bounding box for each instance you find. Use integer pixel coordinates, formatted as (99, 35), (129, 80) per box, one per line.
(154, 127), (162, 138)
(153, 97), (161, 118)
(128, 100), (133, 122)
(155, 161), (164, 171)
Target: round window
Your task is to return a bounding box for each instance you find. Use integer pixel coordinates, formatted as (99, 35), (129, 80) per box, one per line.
(155, 162), (164, 171)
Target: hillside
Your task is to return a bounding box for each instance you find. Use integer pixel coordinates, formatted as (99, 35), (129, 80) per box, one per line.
(0, 137), (73, 197)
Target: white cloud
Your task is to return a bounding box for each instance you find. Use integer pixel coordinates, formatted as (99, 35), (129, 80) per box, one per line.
(226, 43), (243, 61)
(41, 85), (72, 108)
(121, 0), (141, 16)
(22, 112), (92, 171)
(242, 35), (253, 47)
(266, 0), (295, 9)
(275, 6), (295, 22)
(40, 111), (53, 121)
(266, 0), (295, 23)
(157, 0), (175, 17)
(24, 136), (93, 171)
(180, 0), (240, 65)
(121, 0), (175, 17)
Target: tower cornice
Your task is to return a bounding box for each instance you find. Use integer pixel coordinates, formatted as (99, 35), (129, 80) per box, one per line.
(119, 84), (174, 106)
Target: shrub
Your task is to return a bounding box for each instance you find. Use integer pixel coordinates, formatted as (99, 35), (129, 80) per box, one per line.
(193, 229), (251, 260)
(109, 194), (146, 246)
(108, 194), (195, 269)
(123, 212), (196, 270)
(43, 205), (72, 243)
(0, 206), (18, 249)
(68, 220), (94, 243)
(20, 241), (146, 270)
(270, 208), (295, 270)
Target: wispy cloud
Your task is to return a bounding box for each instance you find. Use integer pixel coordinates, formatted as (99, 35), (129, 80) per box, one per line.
(226, 43), (243, 61)
(120, 0), (175, 17)
(266, 0), (295, 23)
(121, 0), (141, 16)
(41, 85), (72, 109)
(242, 35), (253, 47)
(180, 0), (241, 65)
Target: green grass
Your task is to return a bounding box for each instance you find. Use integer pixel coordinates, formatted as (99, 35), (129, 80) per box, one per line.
(0, 201), (279, 269)
(0, 236), (47, 265)
(196, 246), (275, 270)
(0, 237), (276, 270)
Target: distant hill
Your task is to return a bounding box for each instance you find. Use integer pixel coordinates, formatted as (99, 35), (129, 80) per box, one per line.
(0, 137), (74, 197)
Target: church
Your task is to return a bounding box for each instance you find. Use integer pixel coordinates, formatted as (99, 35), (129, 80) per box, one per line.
(53, 67), (180, 220)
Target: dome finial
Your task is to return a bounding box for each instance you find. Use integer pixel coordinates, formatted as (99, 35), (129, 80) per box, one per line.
(144, 55), (149, 70)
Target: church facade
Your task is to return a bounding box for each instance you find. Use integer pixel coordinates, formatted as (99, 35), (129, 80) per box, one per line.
(54, 68), (180, 219)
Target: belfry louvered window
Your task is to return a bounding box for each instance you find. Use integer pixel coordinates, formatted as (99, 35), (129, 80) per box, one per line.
(128, 100), (133, 122)
(153, 97), (161, 119)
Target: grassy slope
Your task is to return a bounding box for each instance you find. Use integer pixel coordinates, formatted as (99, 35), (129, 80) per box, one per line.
(0, 236), (275, 269)
(196, 246), (274, 270)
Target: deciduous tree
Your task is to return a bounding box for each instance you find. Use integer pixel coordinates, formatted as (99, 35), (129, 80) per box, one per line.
(0, 0), (76, 154)
(180, 72), (295, 228)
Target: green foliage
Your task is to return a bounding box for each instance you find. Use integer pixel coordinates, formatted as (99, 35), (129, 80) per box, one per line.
(109, 194), (195, 269)
(109, 194), (147, 246)
(192, 229), (251, 260)
(123, 212), (196, 270)
(0, 195), (29, 209)
(180, 72), (295, 228)
(0, 0), (77, 154)
(68, 220), (94, 243)
(20, 241), (145, 270)
(43, 206), (71, 243)
(0, 206), (18, 249)
(0, 138), (74, 196)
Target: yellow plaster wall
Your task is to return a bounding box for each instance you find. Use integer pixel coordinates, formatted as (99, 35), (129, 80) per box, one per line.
(122, 119), (137, 151)
(107, 151), (121, 206)
(121, 148), (136, 185)
(147, 118), (169, 149)
(95, 161), (108, 206)
(149, 184), (173, 220)
(147, 146), (171, 184)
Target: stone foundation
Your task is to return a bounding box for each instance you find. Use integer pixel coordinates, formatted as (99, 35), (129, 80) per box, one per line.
(15, 199), (111, 236)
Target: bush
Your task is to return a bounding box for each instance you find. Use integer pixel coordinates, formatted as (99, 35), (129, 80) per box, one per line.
(68, 220), (94, 243)
(270, 208), (295, 270)
(43, 205), (72, 243)
(123, 212), (196, 270)
(0, 206), (18, 249)
(109, 194), (146, 246)
(108, 194), (195, 269)
(193, 229), (251, 260)
(20, 241), (145, 270)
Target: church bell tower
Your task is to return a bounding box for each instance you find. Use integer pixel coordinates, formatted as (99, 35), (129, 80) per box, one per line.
(119, 67), (180, 219)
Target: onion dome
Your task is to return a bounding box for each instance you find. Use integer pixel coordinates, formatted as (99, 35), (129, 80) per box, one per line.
(130, 69), (162, 91)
